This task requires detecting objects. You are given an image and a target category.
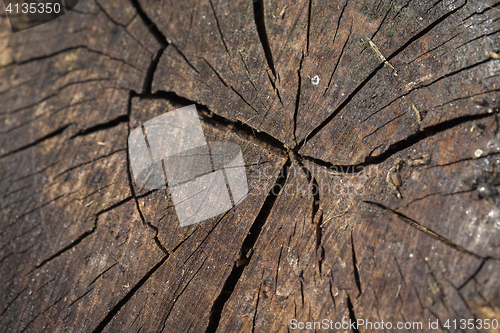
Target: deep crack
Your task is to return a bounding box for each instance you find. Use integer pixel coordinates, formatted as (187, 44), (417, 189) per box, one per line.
(253, 0), (277, 78)
(92, 256), (168, 333)
(205, 159), (291, 333)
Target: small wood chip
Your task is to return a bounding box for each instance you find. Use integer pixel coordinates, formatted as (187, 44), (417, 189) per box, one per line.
(485, 51), (500, 59)
(279, 5), (288, 18)
(390, 172), (402, 187)
(472, 98), (487, 106)
(412, 104), (422, 123)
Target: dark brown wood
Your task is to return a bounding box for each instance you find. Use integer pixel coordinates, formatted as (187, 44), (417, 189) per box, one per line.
(1, 0), (500, 332)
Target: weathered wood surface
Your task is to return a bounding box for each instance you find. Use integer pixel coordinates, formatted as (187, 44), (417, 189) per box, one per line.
(1, 0), (500, 332)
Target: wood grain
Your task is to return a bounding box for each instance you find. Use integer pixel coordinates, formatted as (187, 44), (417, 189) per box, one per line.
(1, 0), (500, 332)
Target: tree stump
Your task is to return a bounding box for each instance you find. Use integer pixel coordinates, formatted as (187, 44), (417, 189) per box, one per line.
(1, 0), (500, 332)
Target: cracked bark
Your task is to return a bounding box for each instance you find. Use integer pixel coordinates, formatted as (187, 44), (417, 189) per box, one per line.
(2, 0), (500, 332)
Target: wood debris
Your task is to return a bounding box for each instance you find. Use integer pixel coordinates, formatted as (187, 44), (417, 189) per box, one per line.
(386, 160), (404, 198)
(412, 104), (422, 123)
(485, 51), (500, 59)
(365, 38), (397, 75)
(404, 74), (433, 92)
(406, 153), (431, 166)
(279, 5), (288, 18)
